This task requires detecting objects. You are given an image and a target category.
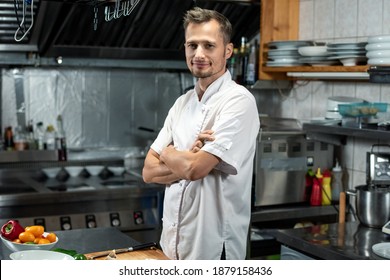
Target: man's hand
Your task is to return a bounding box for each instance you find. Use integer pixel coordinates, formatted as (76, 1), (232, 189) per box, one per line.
(191, 130), (215, 153)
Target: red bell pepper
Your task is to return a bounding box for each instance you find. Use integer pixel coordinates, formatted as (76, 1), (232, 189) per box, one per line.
(1, 220), (25, 241)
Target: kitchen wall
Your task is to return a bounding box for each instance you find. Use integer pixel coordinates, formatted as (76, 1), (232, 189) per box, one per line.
(270, 0), (390, 192)
(1, 68), (194, 151)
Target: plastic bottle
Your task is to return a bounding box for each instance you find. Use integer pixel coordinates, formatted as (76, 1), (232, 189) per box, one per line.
(310, 177), (322, 206)
(331, 159), (343, 202)
(56, 115), (67, 161)
(321, 169), (332, 205)
(305, 168), (315, 203)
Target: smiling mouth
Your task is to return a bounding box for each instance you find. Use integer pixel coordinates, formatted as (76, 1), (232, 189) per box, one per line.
(193, 62), (210, 68)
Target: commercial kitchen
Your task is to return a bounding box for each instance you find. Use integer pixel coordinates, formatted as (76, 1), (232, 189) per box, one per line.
(0, 0), (389, 260)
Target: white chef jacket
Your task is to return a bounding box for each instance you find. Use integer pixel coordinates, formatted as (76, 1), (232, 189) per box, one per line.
(150, 70), (260, 260)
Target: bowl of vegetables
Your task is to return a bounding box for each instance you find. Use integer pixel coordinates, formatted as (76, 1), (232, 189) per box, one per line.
(1, 220), (58, 252)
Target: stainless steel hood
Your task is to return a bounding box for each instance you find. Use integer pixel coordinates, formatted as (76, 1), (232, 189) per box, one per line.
(0, 0), (260, 61)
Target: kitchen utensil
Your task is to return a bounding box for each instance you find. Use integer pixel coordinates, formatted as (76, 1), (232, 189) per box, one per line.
(347, 185), (390, 228)
(338, 191), (346, 223)
(88, 242), (157, 259)
(367, 144), (390, 185)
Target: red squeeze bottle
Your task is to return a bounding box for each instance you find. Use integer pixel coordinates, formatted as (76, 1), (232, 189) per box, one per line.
(310, 177), (322, 206)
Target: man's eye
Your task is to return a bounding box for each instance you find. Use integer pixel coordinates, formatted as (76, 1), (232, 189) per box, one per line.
(187, 44), (197, 49)
(205, 44), (214, 49)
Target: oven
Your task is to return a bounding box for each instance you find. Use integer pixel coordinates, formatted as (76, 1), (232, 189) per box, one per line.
(254, 117), (334, 207)
(0, 152), (164, 243)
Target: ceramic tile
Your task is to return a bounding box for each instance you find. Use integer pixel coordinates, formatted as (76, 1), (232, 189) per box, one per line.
(299, 0), (315, 40)
(309, 81), (333, 117)
(291, 82), (313, 120)
(313, 0), (335, 40)
(335, 0), (358, 38)
(352, 139), (372, 172)
(332, 82), (357, 97)
(355, 83), (381, 102)
(351, 170), (366, 188)
(357, 0), (383, 37)
(343, 137), (355, 171)
(380, 84), (390, 103)
(384, 0), (390, 35)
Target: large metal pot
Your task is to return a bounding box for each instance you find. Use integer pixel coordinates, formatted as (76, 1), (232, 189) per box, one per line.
(347, 185), (390, 228)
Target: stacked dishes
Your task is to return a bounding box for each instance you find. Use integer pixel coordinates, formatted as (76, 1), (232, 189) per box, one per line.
(327, 42), (368, 66)
(266, 40), (314, 66)
(297, 45), (339, 66)
(366, 35), (390, 65)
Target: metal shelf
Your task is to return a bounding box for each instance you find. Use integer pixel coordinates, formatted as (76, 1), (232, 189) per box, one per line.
(302, 123), (390, 144)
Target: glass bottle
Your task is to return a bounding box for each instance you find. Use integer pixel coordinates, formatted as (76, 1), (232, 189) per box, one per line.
(245, 44), (257, 85)
(4, 126), (15, 151)
(14, 125), (28, 151)
(36, 122), (45, 150)
(56, 115), (67, 161)
(44, 125), (56, 150)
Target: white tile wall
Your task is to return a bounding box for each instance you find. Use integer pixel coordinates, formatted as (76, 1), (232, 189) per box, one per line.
(279, 0), (390, 194)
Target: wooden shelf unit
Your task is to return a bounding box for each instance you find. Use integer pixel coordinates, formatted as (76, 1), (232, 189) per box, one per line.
(259, 0), (369, 80)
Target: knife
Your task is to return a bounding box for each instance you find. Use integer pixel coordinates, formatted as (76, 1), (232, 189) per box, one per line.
(89, 242), (157, 259)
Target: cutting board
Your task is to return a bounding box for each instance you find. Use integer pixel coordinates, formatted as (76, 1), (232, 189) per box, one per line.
(85, 247), (170, 260)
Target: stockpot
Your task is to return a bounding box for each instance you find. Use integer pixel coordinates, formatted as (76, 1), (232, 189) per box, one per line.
(347, 185), (390, 228)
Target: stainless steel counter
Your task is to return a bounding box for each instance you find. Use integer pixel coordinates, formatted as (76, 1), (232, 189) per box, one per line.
(251, 205), (338, 223)
(0, 227), (141, 260)
(268, 221), (390, 260)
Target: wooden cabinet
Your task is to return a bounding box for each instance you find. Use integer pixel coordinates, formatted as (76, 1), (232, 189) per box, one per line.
(259, 0), (369, 81)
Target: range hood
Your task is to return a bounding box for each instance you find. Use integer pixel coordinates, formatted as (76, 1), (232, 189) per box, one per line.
(0, 0), (260, 65)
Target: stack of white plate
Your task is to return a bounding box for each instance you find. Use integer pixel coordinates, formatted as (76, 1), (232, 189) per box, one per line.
(327, 42), (368, 66)
(366, 35), (390, 65)
(297, 45), (339, 66)
(266, 40), (314, 67)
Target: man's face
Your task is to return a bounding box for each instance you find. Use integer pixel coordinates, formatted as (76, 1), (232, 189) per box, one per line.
(184, 20), (233, 81)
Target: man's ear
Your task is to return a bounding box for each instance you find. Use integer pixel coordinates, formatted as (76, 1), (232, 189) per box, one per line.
(226, 43), (234, 59)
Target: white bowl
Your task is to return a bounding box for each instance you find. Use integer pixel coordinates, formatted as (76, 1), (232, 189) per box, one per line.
(1, 232), (58, 252)
(85, 165), (104, 176)
(366, 50), (390, 58)
(298, 46), (328, 56)
(368, 58), (390, 65)
(368, 35), (390, 44)
(339, 56), (367, 66)
(325, 111), (342, 120)
(366, 43), (390, 51)
(10, 250), (74, 260)
(42, 168), (61, 178)
(108, 166), (125, 176)
(64, 166), (84, 177)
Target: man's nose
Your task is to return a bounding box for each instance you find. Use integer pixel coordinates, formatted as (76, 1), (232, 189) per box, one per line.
(194, 46), (205, 58)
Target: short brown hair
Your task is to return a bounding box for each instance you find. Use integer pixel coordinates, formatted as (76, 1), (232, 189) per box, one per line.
(183, 7), (232, 45)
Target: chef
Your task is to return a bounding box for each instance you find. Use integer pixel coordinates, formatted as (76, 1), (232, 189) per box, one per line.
(142, 7), (259, 260)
